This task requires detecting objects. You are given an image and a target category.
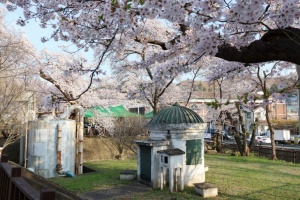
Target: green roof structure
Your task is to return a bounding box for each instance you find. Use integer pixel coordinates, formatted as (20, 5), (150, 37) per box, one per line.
(84, 106), (110, 118)
(149, 102), (204, 125)
(109, 105), (140, 117)
(84, 105), (140, 118)
(144, 110), (154, 118)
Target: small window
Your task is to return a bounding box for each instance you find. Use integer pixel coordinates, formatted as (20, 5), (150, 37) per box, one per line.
(164, 156), (168, 164)
(161, 155), (168, 164)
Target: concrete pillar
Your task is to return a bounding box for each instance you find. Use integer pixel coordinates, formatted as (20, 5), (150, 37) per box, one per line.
(160, 166), (163, 190)
(169, 168), (173, 193)
(180, 168), (184, 191)
(174, 168), (177, 192)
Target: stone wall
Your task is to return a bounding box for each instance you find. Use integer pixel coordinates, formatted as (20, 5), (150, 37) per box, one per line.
(0, 136), (136, 164)
(83, 137), (135, 162)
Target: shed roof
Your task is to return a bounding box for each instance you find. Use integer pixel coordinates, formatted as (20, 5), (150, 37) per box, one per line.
(157, 148), (185, 155)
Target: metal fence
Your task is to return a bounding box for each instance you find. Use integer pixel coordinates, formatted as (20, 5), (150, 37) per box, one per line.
(222, 143), (300, 164)
(0, 154), (55, 200)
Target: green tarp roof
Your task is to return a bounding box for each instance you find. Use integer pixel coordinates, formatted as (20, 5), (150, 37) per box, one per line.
(144, 110), (154, 118)
(84, 105), (139, 118)
(108, 105), (140, 117)
(84, 106), (108, 118)
(84, 107), (110, 118)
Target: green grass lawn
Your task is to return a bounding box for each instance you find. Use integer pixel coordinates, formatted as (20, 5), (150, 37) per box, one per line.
(49, 154), (300, 199)
(49, 158), (138, 193)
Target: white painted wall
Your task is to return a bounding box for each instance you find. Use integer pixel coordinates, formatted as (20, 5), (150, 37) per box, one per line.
(145, 123), (207, 187)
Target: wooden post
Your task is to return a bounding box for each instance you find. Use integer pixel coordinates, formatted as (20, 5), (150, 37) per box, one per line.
(8, 167), (21, 200)
(40, 189), (55, 200)
(0, 155), (56, 200)
(0, 154), (8, 163)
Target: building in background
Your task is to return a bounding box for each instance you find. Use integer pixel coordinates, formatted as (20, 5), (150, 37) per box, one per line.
(178, 80), (299, 134)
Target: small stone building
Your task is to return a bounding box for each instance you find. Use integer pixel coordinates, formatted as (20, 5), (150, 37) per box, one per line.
(135, 102), (206, 190)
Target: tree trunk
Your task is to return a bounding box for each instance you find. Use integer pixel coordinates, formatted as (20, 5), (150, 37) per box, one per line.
(233, 131), (244, 156)
(248, 118), (259, 149)
(236, 102), (249, 156)
(266, 105), (277, 160)
(215, 131), (221, 153)
(153, 99), (159, 115)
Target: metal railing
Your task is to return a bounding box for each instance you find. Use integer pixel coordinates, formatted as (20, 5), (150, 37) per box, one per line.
(220, 143), (300, 163)
(255, 145), (300, 163)
(0, 154), (55, 200)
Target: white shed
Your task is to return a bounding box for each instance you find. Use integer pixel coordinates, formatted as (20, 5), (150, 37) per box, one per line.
(135, 102), (206, 191)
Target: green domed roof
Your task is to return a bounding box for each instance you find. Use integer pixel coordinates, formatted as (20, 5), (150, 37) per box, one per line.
(149, 102), (204, 125)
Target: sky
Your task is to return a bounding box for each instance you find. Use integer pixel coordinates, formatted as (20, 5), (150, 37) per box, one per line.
(3, 7), (67, 51)
(1, 6), (113, 74)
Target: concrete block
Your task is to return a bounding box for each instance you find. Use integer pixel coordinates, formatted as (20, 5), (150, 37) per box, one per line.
(194, 182), (218, 198)
(204, 166), (209, 172)
(120, 170), (137, 180)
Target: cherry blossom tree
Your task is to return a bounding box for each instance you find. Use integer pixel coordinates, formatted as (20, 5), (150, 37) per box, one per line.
(94, 76), (132, 108)
(183, 56), (213, 107)
(3, 1), (299, 80)
(207, 57), (297, 158)
(111, 19), (188, 114)
(245, 62), (297, 159)
(206, 66), (258, 156)
(37, 49), (108, 109)
(2, 1), (300, 139)
(0, 10), (39, 153)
